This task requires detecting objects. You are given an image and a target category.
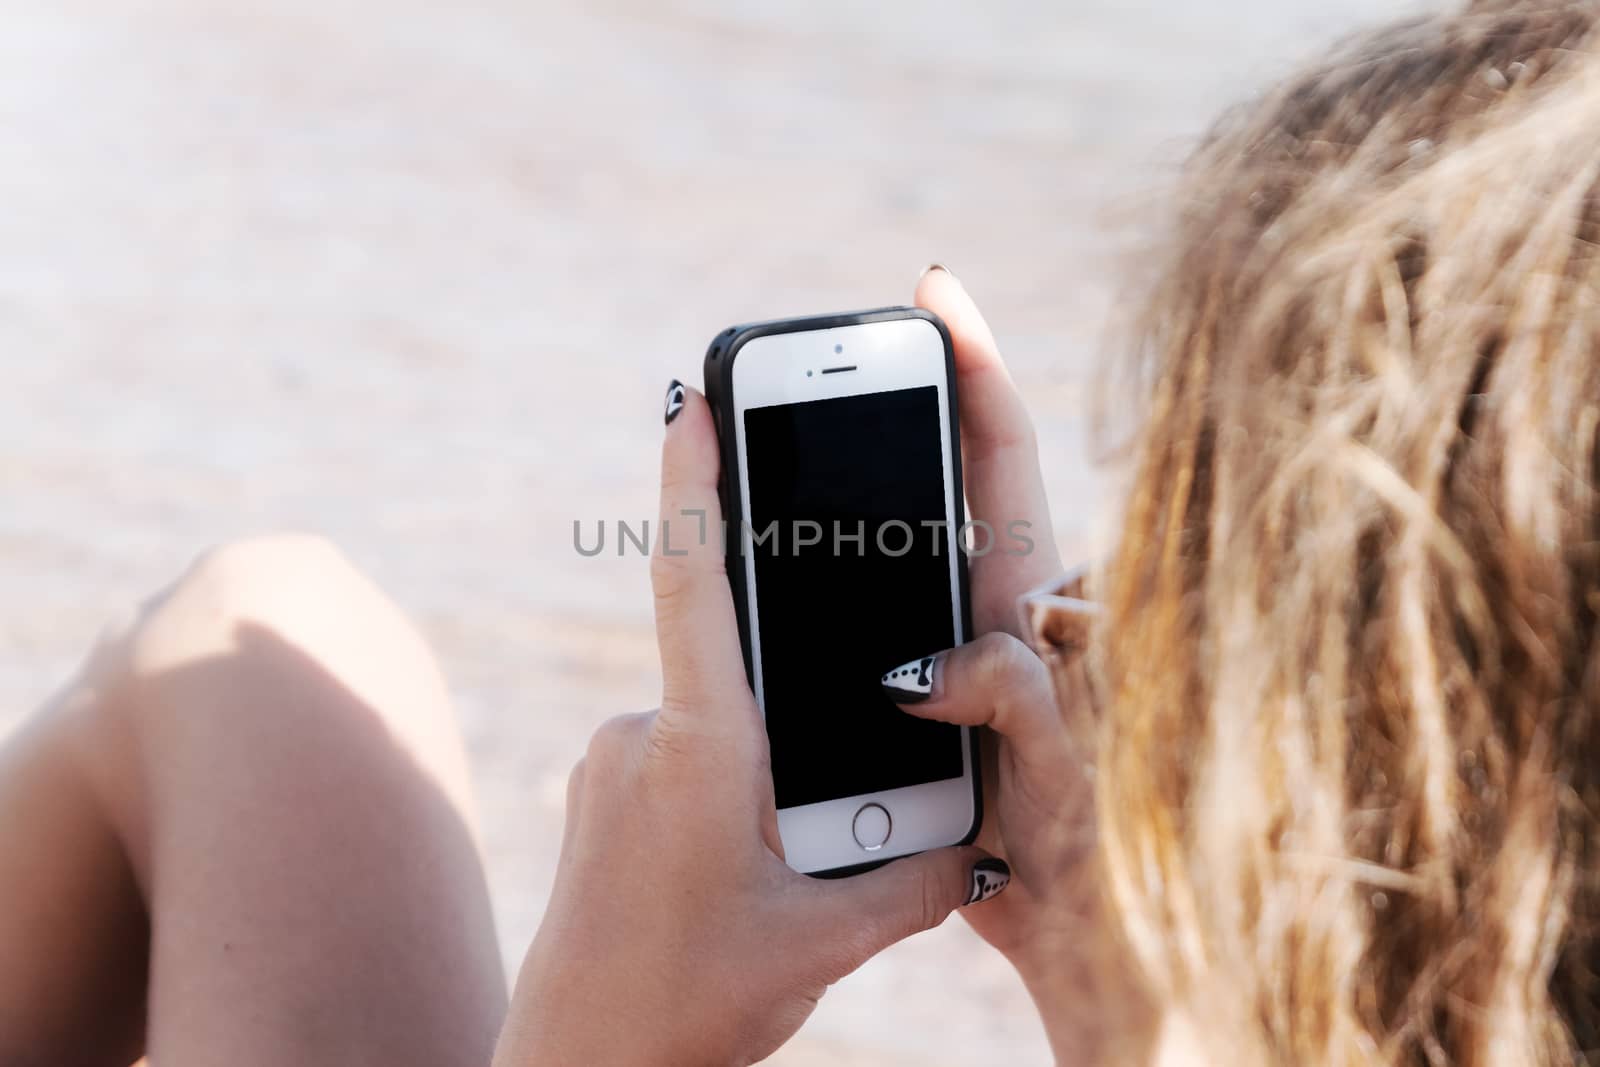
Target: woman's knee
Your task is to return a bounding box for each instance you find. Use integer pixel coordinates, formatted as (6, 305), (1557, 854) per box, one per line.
(129, 534), (389, 668)
(84, 533), (474, 811)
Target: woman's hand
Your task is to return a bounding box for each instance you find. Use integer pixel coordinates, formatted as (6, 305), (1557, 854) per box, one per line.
(881, 631), (1105, 1059)
(915, 266), (1066, 635)
(894, 269), (1109, 1055)
(494, 383), (1006, 1067)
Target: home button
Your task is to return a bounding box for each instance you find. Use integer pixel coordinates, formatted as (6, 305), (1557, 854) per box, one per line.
(851, 803), (892, 851)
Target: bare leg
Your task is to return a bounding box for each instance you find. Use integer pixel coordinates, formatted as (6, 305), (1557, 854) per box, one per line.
(0, 535), (506, 1067)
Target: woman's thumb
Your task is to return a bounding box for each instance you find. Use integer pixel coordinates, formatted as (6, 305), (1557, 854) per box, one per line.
(818, 847), (1011, 974)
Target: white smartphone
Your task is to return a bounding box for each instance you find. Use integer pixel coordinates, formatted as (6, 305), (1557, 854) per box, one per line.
(703, 307), (980, 875)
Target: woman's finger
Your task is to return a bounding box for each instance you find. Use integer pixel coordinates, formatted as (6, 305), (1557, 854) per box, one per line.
(880, 631), (1066, 775)
(914, 267), (1063, 629)
(807, 846), (1010, 979)
(652, 382), (758, 737)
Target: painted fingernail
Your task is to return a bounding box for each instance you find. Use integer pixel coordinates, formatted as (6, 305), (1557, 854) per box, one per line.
(664, 379), (686, 425)
(919, 263), (958, 283)
(880, 653), (939, 704)
(965, 858), (1011, 905)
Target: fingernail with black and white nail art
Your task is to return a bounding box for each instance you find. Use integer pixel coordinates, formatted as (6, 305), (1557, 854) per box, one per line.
(663, 379), (686, 425)
(880, 653), (939, 704)
(965, 858), (1011, 906)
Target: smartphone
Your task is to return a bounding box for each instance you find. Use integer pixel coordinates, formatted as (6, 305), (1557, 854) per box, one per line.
(703, 306), (980, 876)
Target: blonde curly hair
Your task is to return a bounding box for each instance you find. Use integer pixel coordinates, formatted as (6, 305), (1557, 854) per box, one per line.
(1098, 2), (1600, 1062)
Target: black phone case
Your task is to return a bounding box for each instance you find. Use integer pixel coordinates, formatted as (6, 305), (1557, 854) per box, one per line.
(702, 305), (982, 878)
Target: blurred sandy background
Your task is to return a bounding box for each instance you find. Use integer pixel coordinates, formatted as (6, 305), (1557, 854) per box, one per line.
(0, 1), (1430, 1062)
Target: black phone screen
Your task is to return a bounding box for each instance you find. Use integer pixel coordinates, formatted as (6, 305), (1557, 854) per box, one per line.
(743, 384), (964, 810)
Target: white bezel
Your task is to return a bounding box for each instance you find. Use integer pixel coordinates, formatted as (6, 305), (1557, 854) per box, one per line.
(731, 316), (975, 874)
